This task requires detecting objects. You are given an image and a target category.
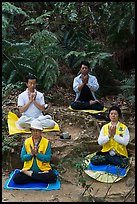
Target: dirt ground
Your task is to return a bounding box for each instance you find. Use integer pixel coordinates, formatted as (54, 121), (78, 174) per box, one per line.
(2, 170), (135, 202)
(2, 103), (135, 202)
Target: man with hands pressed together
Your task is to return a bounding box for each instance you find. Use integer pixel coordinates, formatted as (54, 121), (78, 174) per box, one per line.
(70, 61), (104, 110)
(16, 73), (55, 130)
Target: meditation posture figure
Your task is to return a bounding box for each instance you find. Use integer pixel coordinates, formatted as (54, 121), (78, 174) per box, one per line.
(90, 106), (130, 168)
(13, 119), (57, 184)
(70, 61), (104, 110)
(16, 73), (55, 130)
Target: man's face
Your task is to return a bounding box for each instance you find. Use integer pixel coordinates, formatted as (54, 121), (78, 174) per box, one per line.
(80, 64), (89, 75)
(26, 79), (36, 92)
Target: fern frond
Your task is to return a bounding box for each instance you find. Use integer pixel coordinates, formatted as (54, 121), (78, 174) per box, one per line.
(31, 30), (58, 45)
(35, 56), (59, 92)
(118, 70), (135, 105)
(3, 40), (30, 56)
(2, 2), (28, 17)
(65, 51), (86, 58)
(7, 70), (17, 84)
(24, 11), (52, 26)
(65, 50), (112, 70)
(2, 16), (9, 37)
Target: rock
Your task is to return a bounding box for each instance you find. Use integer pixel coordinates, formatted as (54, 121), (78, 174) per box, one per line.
(126, 177), (135, 187)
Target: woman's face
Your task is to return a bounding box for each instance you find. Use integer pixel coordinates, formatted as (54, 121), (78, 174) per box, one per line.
(109, 110), (119, 123)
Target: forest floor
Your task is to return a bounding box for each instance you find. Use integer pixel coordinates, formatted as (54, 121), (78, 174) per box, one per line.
(2, 87), (135, 202)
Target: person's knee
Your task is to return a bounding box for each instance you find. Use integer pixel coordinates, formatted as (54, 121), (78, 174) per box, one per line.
(70, 102), (81, 110)
(70, 102), (76, 109)
(42, 120), (55, 128)
(90, 156), (100, 165)
(91, 103), (104, 111)
(49, 171), (57, 183)
(49, 120), (56, 128)
(16, 116), (31, 128)
(90, 155), (108, 165)
(13, 174), (22, 184)
(44, 115), (52, 119)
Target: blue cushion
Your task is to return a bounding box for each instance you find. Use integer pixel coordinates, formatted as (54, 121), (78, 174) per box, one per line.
(87, 162), (126, 177)
(4, 169), (60, 190)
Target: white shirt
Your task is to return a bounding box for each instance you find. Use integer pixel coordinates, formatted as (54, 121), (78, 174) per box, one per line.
(73, 74), (99, 101)
(98, 121), (130, 156)
(18, 88), (45, 118)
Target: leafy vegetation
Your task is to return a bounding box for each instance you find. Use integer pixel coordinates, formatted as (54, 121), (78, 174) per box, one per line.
(2, 2), (135, 96)
(2, 2), (135, 164)
(118, 69), (135, 105)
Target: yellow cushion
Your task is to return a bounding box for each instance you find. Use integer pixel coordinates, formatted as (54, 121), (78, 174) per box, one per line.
(68, 106), (107, 114)
(8, 111), (60, 135)
(83, 153), (132, 183)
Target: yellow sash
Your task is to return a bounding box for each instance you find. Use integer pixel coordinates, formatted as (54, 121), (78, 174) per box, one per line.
(101, 122), (128, 158)
(23, 136), (52, 171)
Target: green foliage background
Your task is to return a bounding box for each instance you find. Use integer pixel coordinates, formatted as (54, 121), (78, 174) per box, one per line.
(2, 2), (135, 104)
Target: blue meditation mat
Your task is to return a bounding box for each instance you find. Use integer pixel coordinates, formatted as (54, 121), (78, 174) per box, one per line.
(87, 162), (126, 177)
(4, 169), (61, 190)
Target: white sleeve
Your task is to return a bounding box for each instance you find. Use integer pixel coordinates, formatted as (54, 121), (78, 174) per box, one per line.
(39, 93), (45, 105)
(73, 77), (80, 93)
(114, 127), (130, 146)
(18, 94), (25, 107)
(98, 127), (110, 145)
(87, 76), (99, 92)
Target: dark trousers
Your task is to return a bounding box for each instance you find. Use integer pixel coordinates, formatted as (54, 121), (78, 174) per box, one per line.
(78, 84), (95, 101)
(90, 152), (129, 168)
(71, 101), (104, 110)
(13, 170), (57, 184)
(71, 85), (104, 110)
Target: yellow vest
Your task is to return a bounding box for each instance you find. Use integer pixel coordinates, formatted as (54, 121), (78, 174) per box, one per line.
(23, 136), (52, 171)
(101, 122), (128, 158)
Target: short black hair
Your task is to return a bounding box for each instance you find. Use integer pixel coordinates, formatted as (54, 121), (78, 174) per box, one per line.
(26, 73), (37, 83)
(80, 61), (90, 69)
(108, 106), (122, 118)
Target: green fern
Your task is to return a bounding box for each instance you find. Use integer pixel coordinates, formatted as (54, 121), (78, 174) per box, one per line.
(23, 11), (52, 25)
(118, 70), (135, 105)
(2, 2), (28, 39)
(3, 28), (62, 91)
(2, 40), (34, 83)
(36, 57), (59, 91)
(65, 50), (112, 71)
(2, 2), (28, 16)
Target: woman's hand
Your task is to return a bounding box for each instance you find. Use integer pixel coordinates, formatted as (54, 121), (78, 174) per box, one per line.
(108, 125), (116, 137)
(30, 144), (39, 156)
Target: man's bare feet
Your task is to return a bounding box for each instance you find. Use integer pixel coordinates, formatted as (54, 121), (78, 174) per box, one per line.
(20, 170), (33, 177)
(89, 99), (99, 105)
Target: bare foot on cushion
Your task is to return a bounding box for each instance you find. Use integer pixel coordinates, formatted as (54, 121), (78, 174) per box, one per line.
(15, 122), (30, 131)
(89, 99), (99, 105)
(38, 171), (49, 173)
(20, 170), (33, 177)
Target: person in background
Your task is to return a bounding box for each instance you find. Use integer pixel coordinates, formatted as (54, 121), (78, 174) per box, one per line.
(70, 61), (104, 110)
(90, 106), (130, 168)
(13, 119), (57, 184)
(16, 73), (55, 131)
